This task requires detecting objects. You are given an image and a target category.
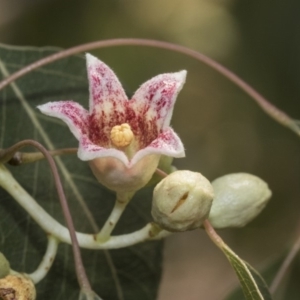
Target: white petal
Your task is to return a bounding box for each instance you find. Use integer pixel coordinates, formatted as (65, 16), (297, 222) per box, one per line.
(130, 127), (185, 166)
(130, 70), (187, 131)
(78, 135), (129, 165)
(86, 53), (127, 117)
(37, 101), (89, 140)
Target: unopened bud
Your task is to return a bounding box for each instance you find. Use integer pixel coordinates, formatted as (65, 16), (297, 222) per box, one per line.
(0, 253), (10, 279)
(0, 274), (36, 300)
(208, 173), (271, 228)
(151, 170), (214, 232)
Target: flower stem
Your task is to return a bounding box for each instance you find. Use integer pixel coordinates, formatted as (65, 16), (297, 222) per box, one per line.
(96, 193), (134, 242)
(0, 163), (169, 249)
(28, 235), (59, 284)
(203, 219), (225, 249)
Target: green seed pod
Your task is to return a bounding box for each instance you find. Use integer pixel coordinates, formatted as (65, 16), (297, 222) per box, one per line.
(0, 253), (10, 279)
(208, 173), (272, 228)
(151, 170), (214, 232)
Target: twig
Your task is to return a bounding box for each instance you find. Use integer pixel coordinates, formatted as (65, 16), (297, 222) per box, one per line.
(0, 38), (298, 137)
(0, 140), (91, 291)
(7, 148), (77, 166)
(270, 233), (300, 294)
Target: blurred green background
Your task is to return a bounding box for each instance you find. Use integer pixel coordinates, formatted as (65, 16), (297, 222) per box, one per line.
(0, 0), (300, 299)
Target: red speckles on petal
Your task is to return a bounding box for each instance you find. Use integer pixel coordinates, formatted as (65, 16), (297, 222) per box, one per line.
(131, 71), (186, 134)
(86, 54), (129, 146)
(86, 54), (128, 112)
(126, 71), (186, 149)
(122, 103), (157, 149)
(37, 101), (89, 140)
(88, 113), (108, 146)
(80, 135), (104, 152)
(150, 130), (172, 149)
(88, 101), (128, 146)
(39, 55), (186, 168)
(91, 74), (101, 86)
(148, 128), (184, 156)
(52, 102), (88, 133)
(130, 127), (185, 166)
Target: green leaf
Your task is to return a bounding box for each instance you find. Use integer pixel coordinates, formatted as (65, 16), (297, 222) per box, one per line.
(221, 244), (272, 300)
(226, 255), (284, 300)
(0, 44), (162, 300)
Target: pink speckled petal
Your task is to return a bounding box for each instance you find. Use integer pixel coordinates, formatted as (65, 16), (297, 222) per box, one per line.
(78, 136), (129, 165)
(130, 127), (185, 166)
(37, 101), (89, 140)
(86, 54), (127, 118)
(130, 71), (187, 131)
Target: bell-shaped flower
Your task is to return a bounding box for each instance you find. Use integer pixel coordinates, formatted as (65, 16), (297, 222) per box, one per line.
(38, 54), (186, 193)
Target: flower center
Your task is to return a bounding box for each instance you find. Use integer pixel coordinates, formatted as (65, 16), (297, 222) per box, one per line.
(110, 123), (134, 148)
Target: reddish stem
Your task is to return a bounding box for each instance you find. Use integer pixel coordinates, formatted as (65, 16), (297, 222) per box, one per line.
(203, 219), (224, 248)
(155, 168), (168, 178)
(0, 38), (297, 136)
(0, 140), (91, 291)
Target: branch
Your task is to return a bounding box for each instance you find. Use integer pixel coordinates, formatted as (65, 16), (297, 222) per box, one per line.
(0, 162), (170, 249)
(7, 148), (77, 166)
(0, 140), (91, 291)
(0, 38), (299, 137)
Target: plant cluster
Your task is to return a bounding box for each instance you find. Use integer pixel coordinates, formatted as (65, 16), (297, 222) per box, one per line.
(0, 39), (299, 300)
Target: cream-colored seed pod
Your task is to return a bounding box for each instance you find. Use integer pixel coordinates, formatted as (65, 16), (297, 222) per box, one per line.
(152, 170), (214, 232)
(0, 253), (10, 279)
(208, 173), (272, 228)
(0, 274), (36, 300)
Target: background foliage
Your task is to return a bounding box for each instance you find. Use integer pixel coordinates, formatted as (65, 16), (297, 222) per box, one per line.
(0, 1), (300, 299)
(0, 45), (162, 300)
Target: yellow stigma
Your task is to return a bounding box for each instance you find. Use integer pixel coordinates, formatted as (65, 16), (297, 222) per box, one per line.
(110, 123), (134, 148)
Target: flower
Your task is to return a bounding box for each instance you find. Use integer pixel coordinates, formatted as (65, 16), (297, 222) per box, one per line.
(38, 54), (186, 193)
